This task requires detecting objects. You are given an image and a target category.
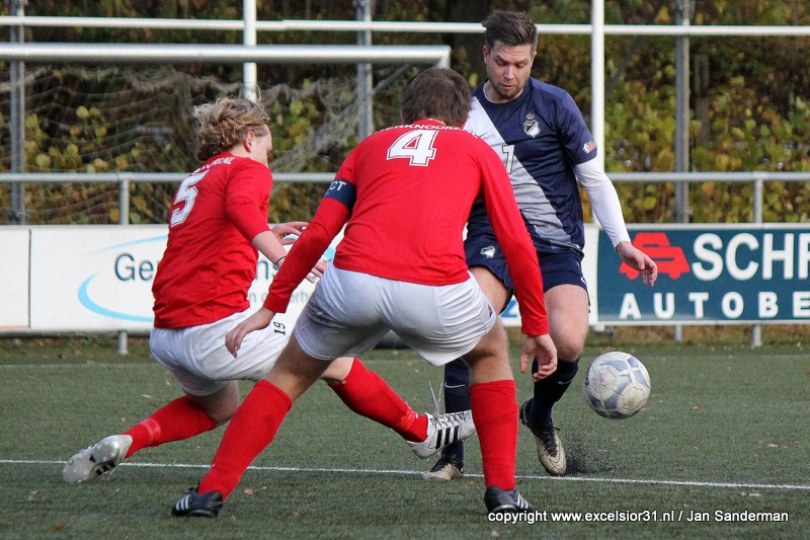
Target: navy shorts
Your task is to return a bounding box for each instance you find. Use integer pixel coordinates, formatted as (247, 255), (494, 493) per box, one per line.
(464, 233), (587, 298)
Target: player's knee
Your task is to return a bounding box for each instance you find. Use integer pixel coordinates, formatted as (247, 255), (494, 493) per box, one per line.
(486, 322), (509, 350)
(210, 405), (237, 425)
(467, 323), (508, 363)
(553, 337), (584, 363)
(321, 356), (355, 382)
(191, 384), (240, 425)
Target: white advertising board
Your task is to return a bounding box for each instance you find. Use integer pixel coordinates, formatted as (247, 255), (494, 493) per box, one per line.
(25, 225), (326, 332)
(583, 223), (600, 325)
(29, 226), (167, 331)
(7, 224), (600, 333)
(0, 228), (31, 329)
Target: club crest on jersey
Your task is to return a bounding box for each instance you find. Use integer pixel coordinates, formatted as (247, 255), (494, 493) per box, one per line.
(583, 140), (597, 154)
(480, 246), (497, 259)
(523, 114), (540, 138)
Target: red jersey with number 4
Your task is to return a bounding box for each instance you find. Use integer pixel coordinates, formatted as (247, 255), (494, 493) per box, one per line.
(152, 153), (272, 328)
(265, 119), (549, 336)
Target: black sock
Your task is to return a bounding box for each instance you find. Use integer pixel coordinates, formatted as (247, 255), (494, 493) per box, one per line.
(530, 358), (579, 426)
(439, 358), (470, 462)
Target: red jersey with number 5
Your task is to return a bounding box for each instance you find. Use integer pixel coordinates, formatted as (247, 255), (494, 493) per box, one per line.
(265, 119), (549, 336)
(152, 153), (272, 328)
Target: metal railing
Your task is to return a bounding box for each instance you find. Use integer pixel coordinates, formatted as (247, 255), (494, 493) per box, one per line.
(3, 170), (809, 226)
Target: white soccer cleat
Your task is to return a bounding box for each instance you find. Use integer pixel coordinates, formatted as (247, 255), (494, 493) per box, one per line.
(520, 399), (566, 476)
(62, 434), (133, 483)
(408, 411), (476, 459)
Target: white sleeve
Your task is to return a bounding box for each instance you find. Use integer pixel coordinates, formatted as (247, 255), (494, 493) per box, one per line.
(574, 158), (631, 248)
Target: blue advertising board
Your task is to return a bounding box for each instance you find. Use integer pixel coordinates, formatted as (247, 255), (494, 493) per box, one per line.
(597, 224), (810, 324)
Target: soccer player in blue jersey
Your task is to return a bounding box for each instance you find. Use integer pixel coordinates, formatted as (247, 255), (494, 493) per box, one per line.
(425, 10), (658, 480)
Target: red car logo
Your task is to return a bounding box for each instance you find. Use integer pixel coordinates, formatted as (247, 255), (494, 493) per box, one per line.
(620, 232), (690, 280)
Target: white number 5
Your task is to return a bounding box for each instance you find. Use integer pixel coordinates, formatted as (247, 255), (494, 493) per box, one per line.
(170, 170), (207, 226)
(386, 129), (438, 166)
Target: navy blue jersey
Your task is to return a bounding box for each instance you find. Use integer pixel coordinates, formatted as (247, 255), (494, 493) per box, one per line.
(465, 78), (598, 255)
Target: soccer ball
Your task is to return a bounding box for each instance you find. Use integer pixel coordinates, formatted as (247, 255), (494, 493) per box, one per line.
(582, 351), (651, 419)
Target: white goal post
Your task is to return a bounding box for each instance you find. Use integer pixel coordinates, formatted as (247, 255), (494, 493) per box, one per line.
(0, 43), (450, 67)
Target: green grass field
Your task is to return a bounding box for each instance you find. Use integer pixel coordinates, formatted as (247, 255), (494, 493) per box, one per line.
(1, 337), (808, 539)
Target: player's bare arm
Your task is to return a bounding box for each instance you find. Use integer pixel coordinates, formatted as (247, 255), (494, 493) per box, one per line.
(252, 230), (289, 267)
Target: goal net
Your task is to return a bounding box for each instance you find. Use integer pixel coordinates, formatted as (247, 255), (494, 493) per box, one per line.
(0, 63), (419, 225)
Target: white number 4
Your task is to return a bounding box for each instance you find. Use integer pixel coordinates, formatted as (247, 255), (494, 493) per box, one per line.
(386, 129), (438, 166)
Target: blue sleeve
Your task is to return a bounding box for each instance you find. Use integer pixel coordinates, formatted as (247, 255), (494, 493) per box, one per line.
(558, 92), (598, 165)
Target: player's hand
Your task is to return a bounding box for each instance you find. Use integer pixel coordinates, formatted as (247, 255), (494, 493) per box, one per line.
(520, 334), (557, 381)
(225, 307), (275, 358)
(616, 241), (658, 287)
(305, 258), (327, 283)
(271, 221), (308, 246)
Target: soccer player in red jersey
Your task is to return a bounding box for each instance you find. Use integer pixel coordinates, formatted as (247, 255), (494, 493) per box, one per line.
(63, 97), (475, 485)
(171, 68), (557, 517)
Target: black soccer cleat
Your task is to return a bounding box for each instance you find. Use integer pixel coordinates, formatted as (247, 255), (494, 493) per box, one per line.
(484, 486), (532, 514)
(171, 488), (223, 518)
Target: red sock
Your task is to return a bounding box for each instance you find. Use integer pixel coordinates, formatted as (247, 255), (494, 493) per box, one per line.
(198, 380), (292, 500)
(123, 395), (217, 458)
(470, 379), (518, 491)
(328, 358), (425, 442)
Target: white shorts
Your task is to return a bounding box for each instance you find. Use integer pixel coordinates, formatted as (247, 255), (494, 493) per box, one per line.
(293, 266), (497, 366)
(150, 309), (294, 396)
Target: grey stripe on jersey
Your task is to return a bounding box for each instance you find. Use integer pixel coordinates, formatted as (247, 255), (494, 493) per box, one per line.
(466, 97), (574, 250)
